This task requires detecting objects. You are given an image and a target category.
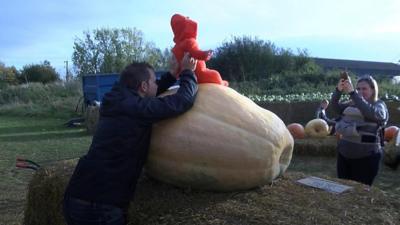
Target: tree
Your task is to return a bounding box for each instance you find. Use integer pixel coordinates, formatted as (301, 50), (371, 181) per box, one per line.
(0, 61), (19, 85)
(20, 60), (60, 84)
(208, 36), (318, 82)
(72, 28), (166, 76)
(208, 36), (277, 81)
(152, 47), (173, 71)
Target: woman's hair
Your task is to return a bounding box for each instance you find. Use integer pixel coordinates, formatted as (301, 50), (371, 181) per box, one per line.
(119, 62), (154, 90)
(357, 75), (379, 102)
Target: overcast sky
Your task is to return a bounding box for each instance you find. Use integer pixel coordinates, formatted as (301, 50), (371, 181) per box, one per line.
(1, 0), (399, 77)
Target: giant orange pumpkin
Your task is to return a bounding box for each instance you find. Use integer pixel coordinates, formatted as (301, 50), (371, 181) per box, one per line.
(385, 126), (399, 142)
(146, 84), (294, 191)
(287, 123), (305, 139)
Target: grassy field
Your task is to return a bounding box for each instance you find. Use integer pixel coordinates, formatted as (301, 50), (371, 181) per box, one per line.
(1, 116), (399, 225)
(0, 116), (91, 225)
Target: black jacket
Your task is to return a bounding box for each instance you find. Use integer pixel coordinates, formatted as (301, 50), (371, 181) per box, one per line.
(315, 107), (337, 126)
(64, 70), (197, 208)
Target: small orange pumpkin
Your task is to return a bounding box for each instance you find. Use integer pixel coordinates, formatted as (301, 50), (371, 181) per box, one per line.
(287, 123), (305, 139)
(385, 126), (399, 142)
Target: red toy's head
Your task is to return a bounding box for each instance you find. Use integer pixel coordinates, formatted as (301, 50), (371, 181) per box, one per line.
(171, 14), (197, 43)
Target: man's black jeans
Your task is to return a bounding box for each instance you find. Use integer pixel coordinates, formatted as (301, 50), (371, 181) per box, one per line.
(63, 196), (126, 225)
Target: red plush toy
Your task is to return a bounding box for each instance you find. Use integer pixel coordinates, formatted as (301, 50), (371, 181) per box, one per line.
(171, 14), (228, 86)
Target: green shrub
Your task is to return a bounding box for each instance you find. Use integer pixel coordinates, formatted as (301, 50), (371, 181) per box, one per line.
(229, 78), (336, 97)
(379, 80), (400, 97)
(208, 36), (321, 82)
(229, 71), (400, 101)
(0, 62), (19, 85)
(20, 61), (60, 84)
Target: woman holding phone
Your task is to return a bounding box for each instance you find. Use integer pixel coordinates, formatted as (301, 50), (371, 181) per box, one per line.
(331, 72), (388, 186)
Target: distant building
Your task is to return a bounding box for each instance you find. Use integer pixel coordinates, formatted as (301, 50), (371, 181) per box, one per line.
(312, 57), (400, 78)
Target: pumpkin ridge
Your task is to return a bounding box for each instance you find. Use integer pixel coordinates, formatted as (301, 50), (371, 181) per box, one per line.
(194, 111), (284, 150)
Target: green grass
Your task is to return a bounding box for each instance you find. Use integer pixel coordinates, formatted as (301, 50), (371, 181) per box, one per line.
(0, 116), (91, 225)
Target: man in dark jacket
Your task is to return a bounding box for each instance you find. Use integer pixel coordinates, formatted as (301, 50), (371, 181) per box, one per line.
(63, 53), (198, 225)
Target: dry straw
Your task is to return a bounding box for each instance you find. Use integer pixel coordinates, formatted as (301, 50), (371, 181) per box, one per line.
(24, 160), (399, 225)
(85, 104), (100, 134)
(293, 136), (338, 156)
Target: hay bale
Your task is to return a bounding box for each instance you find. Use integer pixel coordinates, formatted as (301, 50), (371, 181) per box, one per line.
(294, 136), (338, 156)
(23, 160), (76, 225)
(24, 160), (400, 225)
(85, 104), (100, 134)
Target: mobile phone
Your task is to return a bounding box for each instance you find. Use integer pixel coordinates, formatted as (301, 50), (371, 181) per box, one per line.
(340, 72), (349, 80)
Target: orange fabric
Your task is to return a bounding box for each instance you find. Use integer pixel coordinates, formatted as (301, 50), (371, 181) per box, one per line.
(171, 14), (228, 86)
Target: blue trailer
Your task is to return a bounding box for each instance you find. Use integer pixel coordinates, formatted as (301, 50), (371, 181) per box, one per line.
(82, 71), (167, 105)
(68, 71), (169, 129)
(82, 73), (119, 105)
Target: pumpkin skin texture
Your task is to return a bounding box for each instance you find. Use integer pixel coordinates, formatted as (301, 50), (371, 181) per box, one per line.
(304, 118), (330, 138)
(287, 123), (305, 139)
(146, 84), (294, 191)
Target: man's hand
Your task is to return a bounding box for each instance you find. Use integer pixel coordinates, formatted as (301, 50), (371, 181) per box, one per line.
(169, 55), (179, 78)
(181, 52), (197, 72)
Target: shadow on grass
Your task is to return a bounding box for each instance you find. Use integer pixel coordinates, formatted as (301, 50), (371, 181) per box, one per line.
(0, 130), (89, 142)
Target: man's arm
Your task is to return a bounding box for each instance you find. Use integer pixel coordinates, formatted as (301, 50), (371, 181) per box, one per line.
(156, 72), (177, 95)
(122, 53), (198, 122)
(125, 70), (198, 122)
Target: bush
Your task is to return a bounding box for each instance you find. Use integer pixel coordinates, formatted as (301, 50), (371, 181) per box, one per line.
(229, 75), (336, 96)
(208, 36), (321, 82)
(19, 61), (60, 84)
(0, 62), (19, 85)
(229, 69), (400, 99)
(379, 80), (400, 98)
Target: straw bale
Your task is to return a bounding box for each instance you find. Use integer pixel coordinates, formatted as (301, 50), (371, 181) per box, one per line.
(24, 160), (400, 225)
(85, 104), (100, 134)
